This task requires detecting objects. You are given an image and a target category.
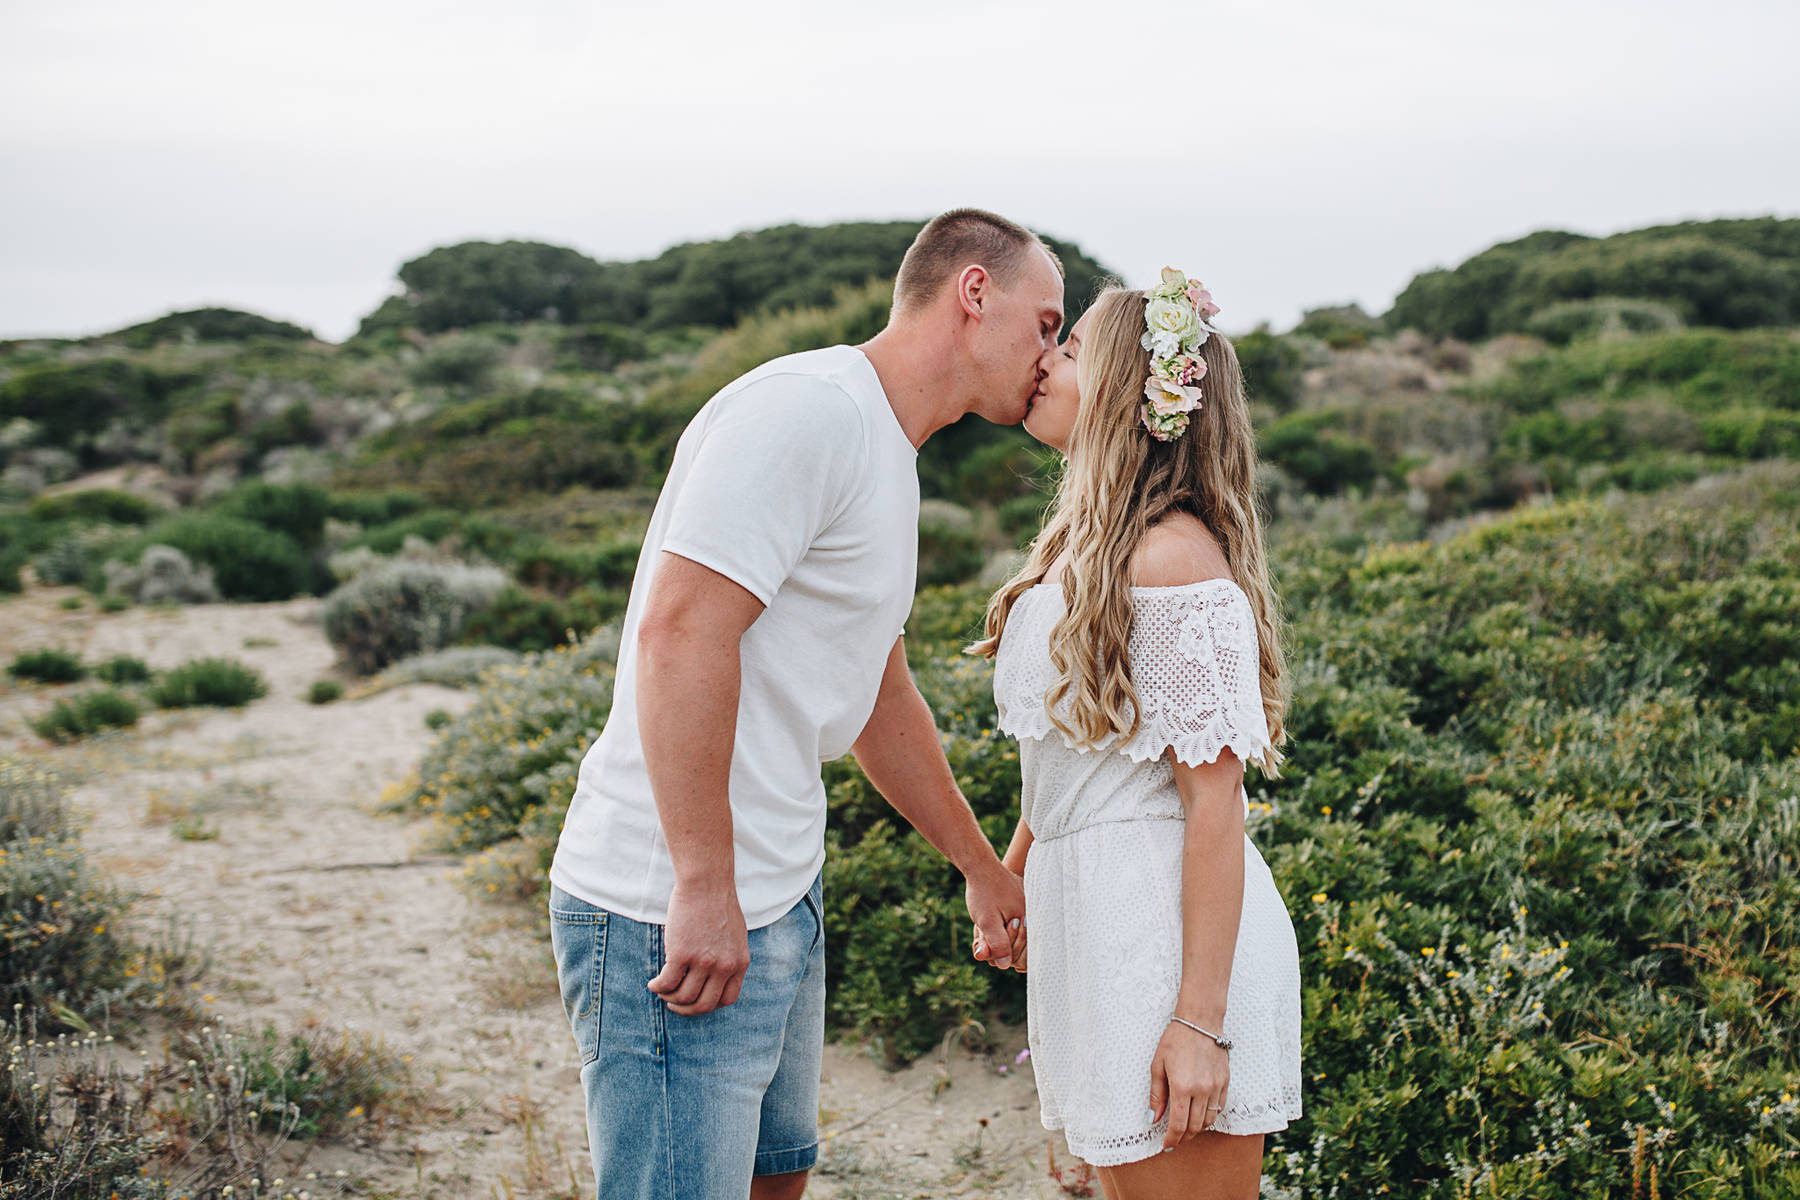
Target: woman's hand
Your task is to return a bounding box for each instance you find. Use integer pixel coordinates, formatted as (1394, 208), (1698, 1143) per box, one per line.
(972, 857), (1027, 971)
(972, 917), (1027, 972)
(1149, 1021), (1229, 1149)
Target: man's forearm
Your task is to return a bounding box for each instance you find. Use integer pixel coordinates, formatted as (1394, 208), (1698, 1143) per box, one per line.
(852, 670), (1000, 877)
(637, 625), (741, 892)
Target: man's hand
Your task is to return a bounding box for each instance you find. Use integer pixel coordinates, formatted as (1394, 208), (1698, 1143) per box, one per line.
(648, 880), (751, 1016)
(964, 860), (1025, 972)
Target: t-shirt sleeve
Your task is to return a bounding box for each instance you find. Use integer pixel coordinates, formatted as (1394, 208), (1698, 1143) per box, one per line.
(1116, 585), (1273, 769)
(658, 375), (864, 606)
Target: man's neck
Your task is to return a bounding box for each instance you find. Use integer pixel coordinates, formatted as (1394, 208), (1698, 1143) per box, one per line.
(857, 325), (971, 450)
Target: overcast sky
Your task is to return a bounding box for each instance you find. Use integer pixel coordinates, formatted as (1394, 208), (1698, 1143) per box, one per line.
(5, 0), (1797, 342)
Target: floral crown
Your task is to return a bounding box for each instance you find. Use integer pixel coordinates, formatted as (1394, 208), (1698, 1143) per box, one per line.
(1138, 267), (1221, 442)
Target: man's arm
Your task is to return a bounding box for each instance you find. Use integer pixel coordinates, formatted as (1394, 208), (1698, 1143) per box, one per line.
(851, 637), (1024, 969)
(638, 551), (765, 1016)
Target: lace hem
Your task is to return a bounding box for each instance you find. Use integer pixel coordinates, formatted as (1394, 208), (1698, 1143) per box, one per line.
(995, 703), (1272, 770)
(1051, 1093), (1304, 1167)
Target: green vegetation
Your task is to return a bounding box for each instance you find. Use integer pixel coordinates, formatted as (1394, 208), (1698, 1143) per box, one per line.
(148, 657), (269, 709)
(93, 654), (152, 684)
(0, 758), (202, 1026)
(31, 688), (141, 741)
(5, 213), (1800, 1193)
(8, 647), (86, 683)
(1387, 217), (1800, 339)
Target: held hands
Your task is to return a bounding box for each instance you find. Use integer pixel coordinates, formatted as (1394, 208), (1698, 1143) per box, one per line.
(648, 879), (751, 1016)
(964, 861), (1026, 973)
(1149, 1020), (1230, 1150)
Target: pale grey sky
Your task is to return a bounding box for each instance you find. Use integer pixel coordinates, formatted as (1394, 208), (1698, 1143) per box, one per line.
(4, 0), (1797, 342)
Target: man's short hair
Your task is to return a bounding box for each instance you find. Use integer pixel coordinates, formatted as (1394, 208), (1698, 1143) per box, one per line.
(892, 209), (1064, 314)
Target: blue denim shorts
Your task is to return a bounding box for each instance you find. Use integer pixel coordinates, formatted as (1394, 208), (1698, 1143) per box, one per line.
(548, 870), (825, 1200)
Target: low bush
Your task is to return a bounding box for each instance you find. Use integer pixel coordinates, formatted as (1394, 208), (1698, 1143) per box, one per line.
(917, 509), (986, 589)
(366, 644), (523, 692)
(395, 631), (617, 858)
(32, 688), (141, 740)
(125, 512), (312, 601)
(457, 581), (627, 653)
(8, 647), (86, 683)
(26, 487), (160, 525)
(321, 558), (509, 674)
(93, 654), (151, 684)
(148, 658), (268, 709)
(307, 678), (343, 704)
(1259, 411), (1383, 496)
(101, 543), (221, 605)
(0, 758), (203, 1027)
(1523, 295), (1684, 345)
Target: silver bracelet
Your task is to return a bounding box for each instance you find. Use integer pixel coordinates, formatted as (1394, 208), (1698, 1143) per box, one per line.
(1169, 1015), (1232, 1051)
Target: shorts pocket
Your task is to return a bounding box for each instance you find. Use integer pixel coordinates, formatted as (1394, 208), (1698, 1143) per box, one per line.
(549, 907), (607, 1066)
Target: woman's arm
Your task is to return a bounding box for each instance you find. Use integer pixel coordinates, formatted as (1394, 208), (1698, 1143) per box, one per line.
(1148, 748), (1247, 1148)
(1001, 818), (1034, 876)
(1169, 752), (1246, 1027)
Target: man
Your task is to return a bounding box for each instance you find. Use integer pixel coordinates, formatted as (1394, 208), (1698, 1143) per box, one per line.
(547, 208), (1066, 1199)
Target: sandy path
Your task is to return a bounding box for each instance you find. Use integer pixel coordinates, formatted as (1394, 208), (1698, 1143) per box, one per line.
(0, 585), (1080, 1199)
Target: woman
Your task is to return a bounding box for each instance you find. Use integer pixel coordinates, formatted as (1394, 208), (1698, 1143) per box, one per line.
(969, 272), (1303, 1199)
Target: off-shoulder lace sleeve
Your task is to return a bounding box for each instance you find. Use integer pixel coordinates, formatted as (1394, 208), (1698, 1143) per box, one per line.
(993, 580), (1272, 768)
(1116, 582), (1272, 768)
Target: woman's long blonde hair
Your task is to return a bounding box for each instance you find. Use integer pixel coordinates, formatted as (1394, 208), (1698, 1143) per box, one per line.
(968, 286), (1288, 774)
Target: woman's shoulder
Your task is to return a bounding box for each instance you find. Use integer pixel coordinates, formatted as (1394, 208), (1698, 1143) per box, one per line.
(1130, 515), (1234, 589)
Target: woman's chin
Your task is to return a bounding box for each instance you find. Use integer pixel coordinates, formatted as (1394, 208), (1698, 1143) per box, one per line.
(1021, 410), (1062, 451)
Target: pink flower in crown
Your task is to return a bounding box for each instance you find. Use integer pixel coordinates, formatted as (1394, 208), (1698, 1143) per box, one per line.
(1160, 266), (1187, 289)
(1175, 354), (1208, 386)
(1186, 282), (1221, 320)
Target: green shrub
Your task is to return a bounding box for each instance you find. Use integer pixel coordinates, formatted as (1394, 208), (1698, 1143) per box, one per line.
(1699, 408), (1800, 458)
(512, 537), (642, 593)
(31, 689), (141, 741)
(212, 479), (332, 549)
(397, 632), (617, 855)
(127, 512), (312, 601)
(0, 360), (178, 465)
(27, 487), (159, 525)
(409, 332), (506, 388)
(93, 655), (151, 684)
(1235, 329), (1306, 412)
(148, 658), (268, 708)
(1259, 411), (1382, 495)
(229, 1022), (411, 1139)
(8, 648), (86, 683)
(321, 559), (510, 674)
(917, 511), (985, 588)
(307, 678), (344, 704)
(951, 438), (1051, 508)
(458, 581), (627, 653)
(0, 758), (199, 1026)
(1523, 296), (1684, 345)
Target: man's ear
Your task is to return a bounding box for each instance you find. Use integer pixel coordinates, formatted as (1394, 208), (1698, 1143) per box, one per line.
(956, 264), (989, 321)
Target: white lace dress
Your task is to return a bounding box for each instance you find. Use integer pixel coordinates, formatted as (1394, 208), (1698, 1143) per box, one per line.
(993, 579), (1303, 1167)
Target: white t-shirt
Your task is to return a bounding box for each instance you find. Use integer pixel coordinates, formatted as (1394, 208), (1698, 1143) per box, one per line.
(549, 345), (920, 929)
